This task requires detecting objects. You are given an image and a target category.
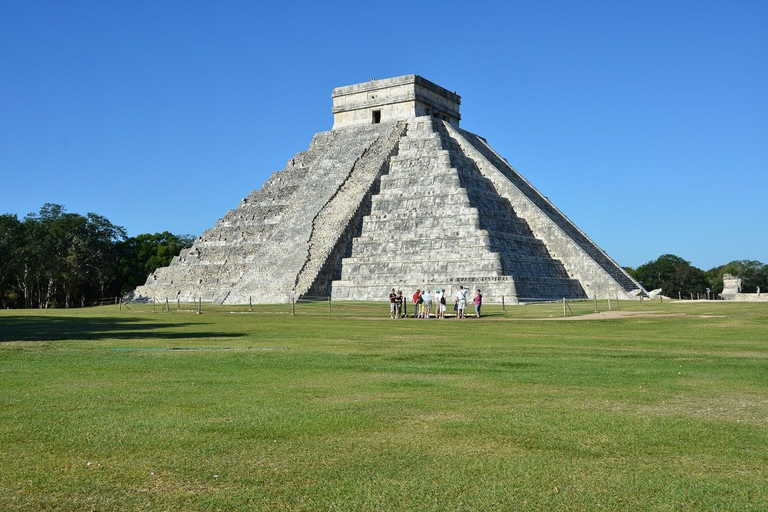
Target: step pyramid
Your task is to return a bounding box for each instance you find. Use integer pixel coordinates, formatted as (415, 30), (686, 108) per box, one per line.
(136, 75), (644, 304)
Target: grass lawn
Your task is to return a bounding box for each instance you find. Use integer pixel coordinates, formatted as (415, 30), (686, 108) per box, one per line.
(1, 299), (767, 511)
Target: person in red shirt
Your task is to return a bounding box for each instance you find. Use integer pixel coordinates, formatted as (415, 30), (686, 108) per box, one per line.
(412, 289), (421, 318)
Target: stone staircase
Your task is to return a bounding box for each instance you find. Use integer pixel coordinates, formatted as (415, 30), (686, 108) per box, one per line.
(215, 122), (404, 304)
(449, 125), (642, 298)
(331, 117), (585, 302)
(292, 122), (407, 298)
(138, 115), (642, 304)
(136, 151), (315, 302)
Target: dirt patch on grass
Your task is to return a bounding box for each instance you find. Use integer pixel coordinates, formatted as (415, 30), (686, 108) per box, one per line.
(546, 310), (684, 321)
(637, 394), (768, 425)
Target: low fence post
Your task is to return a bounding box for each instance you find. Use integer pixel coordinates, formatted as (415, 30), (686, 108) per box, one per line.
(197, 298), (202, 315)
(291, 297), (295, 316)
(328, 296), (332, 313)
(563, 298), (567, 318)
(502, 295), (506, 312)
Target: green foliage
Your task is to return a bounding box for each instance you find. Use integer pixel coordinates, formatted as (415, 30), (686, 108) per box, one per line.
(632, 254), (709, 297)
(707, 260), (768, 294)
(14, 204), (129, 307)
(0, 204), (191, 308)
(117, 232), (195, 294)
(0, 214), (24, 308)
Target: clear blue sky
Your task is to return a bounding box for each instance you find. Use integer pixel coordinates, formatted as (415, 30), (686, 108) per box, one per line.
(2, 1), (766, 271)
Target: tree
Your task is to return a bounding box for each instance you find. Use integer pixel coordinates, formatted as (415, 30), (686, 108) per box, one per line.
(1, 203), (195, 308)
(117, 232), (195, 295)
(0, 214), (24, 308)
(17, 204), (127, 307)
(632, 254), (708, 297)
(81, 212), (127, 301)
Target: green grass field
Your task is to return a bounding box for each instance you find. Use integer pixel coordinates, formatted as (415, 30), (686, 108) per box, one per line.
(1, 300), (767, 511)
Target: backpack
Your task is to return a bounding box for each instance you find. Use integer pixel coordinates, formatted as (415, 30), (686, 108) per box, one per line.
(440, 296), (446, 305)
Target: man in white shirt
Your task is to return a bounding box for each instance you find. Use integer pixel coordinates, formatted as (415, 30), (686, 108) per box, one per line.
(456, 286), (468, 319)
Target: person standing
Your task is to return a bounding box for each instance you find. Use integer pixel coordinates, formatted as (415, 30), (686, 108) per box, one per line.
(473, 289), (483, 318)
(435, 289), (445, 319)
(412, 289), (420, 318)
(423, 289), (432, 319)
(396, 290), (404, 318)
(456, 286), (468, 319)
(389, 288), (398, 319)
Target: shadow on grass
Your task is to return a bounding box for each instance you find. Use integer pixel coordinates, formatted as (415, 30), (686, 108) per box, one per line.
(0, 316), (244, 343)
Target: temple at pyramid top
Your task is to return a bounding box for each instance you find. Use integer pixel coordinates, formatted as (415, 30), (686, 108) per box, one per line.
(136, 74), (646, 305)
(332, 74), (461, 129)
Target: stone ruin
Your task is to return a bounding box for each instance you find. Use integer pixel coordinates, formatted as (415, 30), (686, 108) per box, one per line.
(136, 74), (646, 304)
(722, 274), (742, 296)
(720, 274), (766, 301)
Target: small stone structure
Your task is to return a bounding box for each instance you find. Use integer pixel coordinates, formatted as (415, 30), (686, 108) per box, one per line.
(720, 274), (767, 301)
(136, 75), (645, 304)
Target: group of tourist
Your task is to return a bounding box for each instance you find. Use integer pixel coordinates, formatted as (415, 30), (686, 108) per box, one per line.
(389, 286), (482, 319)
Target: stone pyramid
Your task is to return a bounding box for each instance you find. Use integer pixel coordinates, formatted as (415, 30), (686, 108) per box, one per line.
(136, 75), (644, 304)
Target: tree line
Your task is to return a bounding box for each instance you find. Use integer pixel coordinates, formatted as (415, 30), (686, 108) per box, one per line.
(0, 204), (194, 308)
(1, 204), (765, 308)
(626, 254), (767, 297)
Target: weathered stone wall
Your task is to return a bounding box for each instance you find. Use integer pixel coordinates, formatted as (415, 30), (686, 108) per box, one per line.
(331, 117), (586, 303)
(720, 274), (767, 300)
(293, 121), (408, 297)
(332, 75), (460, 129)
(137, 74), (645, 304)
(720, 293), (768, 301)
(137, 122), (404, 303)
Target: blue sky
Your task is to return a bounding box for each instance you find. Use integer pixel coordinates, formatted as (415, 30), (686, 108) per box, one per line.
(2, 1), (766, 270)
